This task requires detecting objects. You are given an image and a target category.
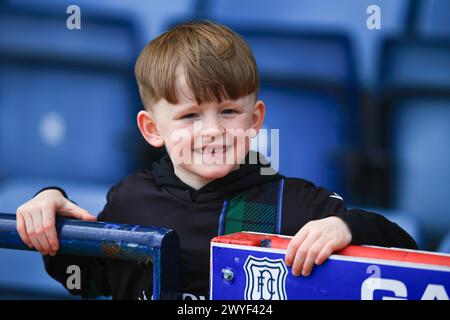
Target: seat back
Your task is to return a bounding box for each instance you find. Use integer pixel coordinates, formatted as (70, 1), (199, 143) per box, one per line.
(238, 29), (359, 192)
(418, 0), (450, 37)
(380, 39), (450, 246)
(0, 7), (141, 184)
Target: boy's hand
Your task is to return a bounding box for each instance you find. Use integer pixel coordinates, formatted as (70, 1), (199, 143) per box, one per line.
(285, 216), (352, 277)
(16, 189), (96, 256)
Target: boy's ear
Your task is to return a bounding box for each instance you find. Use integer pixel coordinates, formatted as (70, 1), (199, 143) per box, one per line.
(251, 100), (265, 134)
(137, 110), (164, 148)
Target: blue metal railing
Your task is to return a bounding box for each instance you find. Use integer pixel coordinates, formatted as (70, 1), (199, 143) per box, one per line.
(0, 213), (180, 300)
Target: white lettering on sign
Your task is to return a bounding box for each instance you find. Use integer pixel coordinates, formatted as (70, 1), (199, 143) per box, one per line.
(361, 277), (448, 300)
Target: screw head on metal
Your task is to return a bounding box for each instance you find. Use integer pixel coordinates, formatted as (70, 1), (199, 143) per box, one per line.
(222, 268), (234, 282)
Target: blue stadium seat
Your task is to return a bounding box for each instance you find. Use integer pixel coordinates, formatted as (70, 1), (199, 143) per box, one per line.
(0, 249), (81, 299)
(5, 0), (199, 44)
(201, 0), (407, 29)
(0, 6), (141, 298)
(379, 39), (450, 249)
(418, 0), (450, 37)
(0, 7), (141, 184)
(228, 29), (359, 194)
(199, 0), (410, 87)
(438, 231), (450, 254)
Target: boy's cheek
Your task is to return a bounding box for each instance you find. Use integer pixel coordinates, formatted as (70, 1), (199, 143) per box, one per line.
(166, 143), (194, 166)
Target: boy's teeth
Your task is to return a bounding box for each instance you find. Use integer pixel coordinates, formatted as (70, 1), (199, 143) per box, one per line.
(193, 145), (227, 154)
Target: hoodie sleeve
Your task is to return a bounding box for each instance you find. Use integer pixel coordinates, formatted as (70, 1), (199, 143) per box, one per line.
(40, 186), (118, 299)
(282, 178), (418, 250)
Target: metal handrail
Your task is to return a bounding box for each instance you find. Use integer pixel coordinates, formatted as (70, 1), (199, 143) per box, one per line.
(0, 213), (180, 300)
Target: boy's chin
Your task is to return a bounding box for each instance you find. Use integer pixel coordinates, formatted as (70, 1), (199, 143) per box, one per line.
(189, 163), (238, 179)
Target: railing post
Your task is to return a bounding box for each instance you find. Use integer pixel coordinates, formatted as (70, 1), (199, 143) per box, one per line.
(0, 213), (180, 300)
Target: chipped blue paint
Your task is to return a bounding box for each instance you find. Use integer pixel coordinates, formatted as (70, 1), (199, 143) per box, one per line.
(103, 223), (122, 230)
(0, 213), (180, 300)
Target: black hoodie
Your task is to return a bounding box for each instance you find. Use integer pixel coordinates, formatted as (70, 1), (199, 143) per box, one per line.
(42, 153), (417, 300)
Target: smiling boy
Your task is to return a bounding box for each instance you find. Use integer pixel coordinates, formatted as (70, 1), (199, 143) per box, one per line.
(15, 21), (417, 300)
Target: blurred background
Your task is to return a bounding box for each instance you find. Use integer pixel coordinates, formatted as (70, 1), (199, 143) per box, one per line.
(0, 0), (449, 299)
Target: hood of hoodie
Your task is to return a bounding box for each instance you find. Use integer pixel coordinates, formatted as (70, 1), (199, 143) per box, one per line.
(151, 151), (283, 203)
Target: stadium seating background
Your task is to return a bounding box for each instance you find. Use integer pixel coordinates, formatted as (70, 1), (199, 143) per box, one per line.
(0, 0), (449, 299)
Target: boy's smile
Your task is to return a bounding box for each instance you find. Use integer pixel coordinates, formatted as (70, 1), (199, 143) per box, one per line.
(137, 65), (265, 190)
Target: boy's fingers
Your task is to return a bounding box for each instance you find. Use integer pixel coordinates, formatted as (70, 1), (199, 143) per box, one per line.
(16, 214), (33, 248)
(30, 212), (52, 255)
(22, 212), (43, 253)
(301, 240), (325, 277)
(59, 201), (96, 221)
(285, 229), (308, 267)
(291, 232), (320, 276)
(42, 206), (59, 252)
(315, 242), (337, 266)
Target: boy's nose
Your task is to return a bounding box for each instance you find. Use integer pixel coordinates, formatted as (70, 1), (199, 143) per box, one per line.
(201, 117), (225, 138)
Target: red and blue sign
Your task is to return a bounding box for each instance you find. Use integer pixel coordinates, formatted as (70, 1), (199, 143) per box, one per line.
(210, 232), (450, 300)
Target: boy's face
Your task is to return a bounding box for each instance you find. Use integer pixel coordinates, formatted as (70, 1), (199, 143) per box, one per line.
(137, 65), (265, 187)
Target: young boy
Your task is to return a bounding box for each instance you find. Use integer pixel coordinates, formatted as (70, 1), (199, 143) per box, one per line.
(15, 21), (417, 300)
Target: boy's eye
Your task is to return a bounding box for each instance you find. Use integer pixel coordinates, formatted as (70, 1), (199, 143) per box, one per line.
(221, 109), (237, 115)
(180, 113), (199, 119)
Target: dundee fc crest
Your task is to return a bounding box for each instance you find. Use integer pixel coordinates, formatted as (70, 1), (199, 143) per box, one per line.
(244, 256), (288, 300)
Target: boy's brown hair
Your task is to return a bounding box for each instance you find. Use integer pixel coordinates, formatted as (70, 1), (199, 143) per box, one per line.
(134, 20), (259, 108)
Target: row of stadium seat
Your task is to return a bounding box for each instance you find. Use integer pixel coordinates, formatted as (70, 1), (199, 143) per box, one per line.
(0, 5), (143, 299)
(0, 1), (449, 299)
